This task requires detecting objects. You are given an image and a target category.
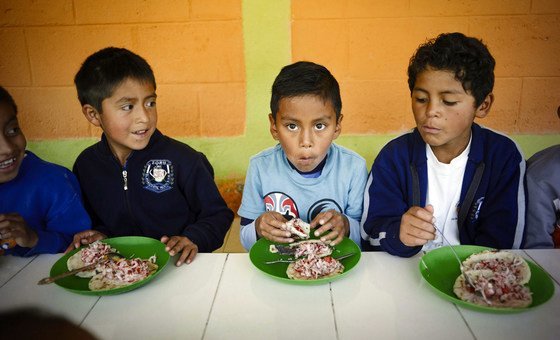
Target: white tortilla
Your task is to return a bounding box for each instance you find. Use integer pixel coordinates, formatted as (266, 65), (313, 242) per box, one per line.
(66, 250), (96, 278)
(453, 269), (532, 308)
(284, 218), (310, 240)
(286, 257), (344, 281)
(463, 250), (531, 285)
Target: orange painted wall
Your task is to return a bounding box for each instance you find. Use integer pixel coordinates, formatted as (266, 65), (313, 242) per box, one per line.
(0, 0), (245, 139)
(292, 0), (560, 134)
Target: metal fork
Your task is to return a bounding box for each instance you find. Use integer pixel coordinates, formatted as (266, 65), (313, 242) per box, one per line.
(264, 252), (355, 265)
(430, 223), (491, 305)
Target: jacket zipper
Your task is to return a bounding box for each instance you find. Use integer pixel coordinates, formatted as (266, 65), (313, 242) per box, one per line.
(122, 169), (128, 190)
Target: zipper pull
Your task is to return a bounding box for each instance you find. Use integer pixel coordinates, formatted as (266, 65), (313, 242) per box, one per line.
(122, 170), (128, 190)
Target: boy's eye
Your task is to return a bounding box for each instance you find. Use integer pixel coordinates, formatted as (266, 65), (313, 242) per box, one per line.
(286, 123), (298, 131)
(443, 100), (458, 106)
(146, 100), (156, 108)
(315, 123), (326, 131)
(414, 97), (428, 104)
(122, 104), (133, 111)
(6, 126), (21, 136)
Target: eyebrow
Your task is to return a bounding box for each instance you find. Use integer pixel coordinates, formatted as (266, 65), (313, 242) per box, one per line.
(115, 93), (157, 104)
(413, 87), (463, 95)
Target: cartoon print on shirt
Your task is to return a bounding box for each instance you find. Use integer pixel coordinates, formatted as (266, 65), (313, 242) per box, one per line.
(142, 159), (174, 193)
(264, 192), (299, 220)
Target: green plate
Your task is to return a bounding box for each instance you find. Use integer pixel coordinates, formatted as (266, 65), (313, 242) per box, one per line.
(419, 245), (555, 313)
(50, 236), (170, 295)
(249, 237), (361, 285)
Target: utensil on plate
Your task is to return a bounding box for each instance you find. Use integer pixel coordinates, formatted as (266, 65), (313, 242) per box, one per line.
(264, 252), (355, 265)
(37, 252), (124, 285)
(430, 223), (491, 304)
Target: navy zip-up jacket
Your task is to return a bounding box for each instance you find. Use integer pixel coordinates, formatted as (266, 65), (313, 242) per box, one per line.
(73, 130), (234, 252)
(360, 124), (526, 257)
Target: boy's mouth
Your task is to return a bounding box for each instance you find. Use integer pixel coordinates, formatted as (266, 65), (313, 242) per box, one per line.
(0, 157), (17, 170)
(132, 129), (149, 136)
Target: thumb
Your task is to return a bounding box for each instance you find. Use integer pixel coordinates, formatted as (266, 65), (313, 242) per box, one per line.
(425, 204), (434, 214)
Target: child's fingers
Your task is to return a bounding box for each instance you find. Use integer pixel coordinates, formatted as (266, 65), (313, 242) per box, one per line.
(176, 245), (198, 266)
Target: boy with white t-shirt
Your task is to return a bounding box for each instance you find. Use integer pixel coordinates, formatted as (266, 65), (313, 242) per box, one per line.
(360, 32), (526, 256)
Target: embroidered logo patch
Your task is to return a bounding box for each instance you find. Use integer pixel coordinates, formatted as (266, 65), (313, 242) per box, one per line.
(142, 159), (174, 193)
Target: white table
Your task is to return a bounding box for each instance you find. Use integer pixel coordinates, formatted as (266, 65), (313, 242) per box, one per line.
(1, 250), (558, 339)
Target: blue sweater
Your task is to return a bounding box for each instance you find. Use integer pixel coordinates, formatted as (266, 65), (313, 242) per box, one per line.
(0, 152), (91, 256)
(360, 124), (526, 257)
(73, 130), (233, 252)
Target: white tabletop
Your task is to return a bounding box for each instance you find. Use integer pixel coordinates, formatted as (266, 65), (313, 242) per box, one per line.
(1, 250), (559, 339)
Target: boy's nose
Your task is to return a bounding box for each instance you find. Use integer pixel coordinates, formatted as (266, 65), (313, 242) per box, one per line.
(135, 106), (151, 122)
(426, 101), (441, 118)
(0, 136), (15, 154)
(299, 130), (313, 148)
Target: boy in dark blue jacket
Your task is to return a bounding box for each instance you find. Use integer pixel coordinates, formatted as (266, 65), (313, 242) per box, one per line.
(361, 33), (526, 257)
(68, 48), (233, 266)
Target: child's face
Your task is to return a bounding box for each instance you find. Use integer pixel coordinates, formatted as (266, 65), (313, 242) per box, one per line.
(0, 103), (26, 183)
(85, 78), (157, 164)
(411, 68), (492, 163)
(270, 95), (341, 172)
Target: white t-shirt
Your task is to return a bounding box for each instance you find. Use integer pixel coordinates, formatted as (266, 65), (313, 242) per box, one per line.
(423, 139), (471, 251)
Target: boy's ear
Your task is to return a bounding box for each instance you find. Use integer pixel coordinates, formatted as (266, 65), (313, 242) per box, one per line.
(333, 114), (343, 139)
(81, 104), (102, 127)
(269, 113), (279, 140)
(475, 93), (494, 119)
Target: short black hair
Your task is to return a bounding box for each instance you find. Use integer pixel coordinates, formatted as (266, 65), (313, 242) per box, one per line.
(0, 86), (18, 114)
(407, 32), (495, 107)
(74, 47), (156, 113)
(270, 61), (341, 120)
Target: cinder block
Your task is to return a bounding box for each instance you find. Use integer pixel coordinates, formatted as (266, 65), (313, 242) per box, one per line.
(292, 20), (348, 79)
(74, 0), (189, 24)
(531, 0), (560, 13)
(478, 78), (522, 133)
(292, 0), (347, 19)
(342, 80), (411, 134)
(519, 77), (560, 133)
(346, 0), (411, 18)
(347, 18), (469, 80)
(9, 87), (90, 139)
(0, 0), (74, 26)
(26, 26), (135, 86)
(411, 0), (530, 16)
(470, 15), (560, 77)
(199, 83), (246, 137)
(137, 22), (244, 83)
(0, 28), (31, 86)
(156, 84), (201, 137)
(191, 0), (241, 20)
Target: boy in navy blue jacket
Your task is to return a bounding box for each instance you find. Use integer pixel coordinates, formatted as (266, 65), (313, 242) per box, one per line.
(69, 48), (233, 266)
(361, 33), (526, 257)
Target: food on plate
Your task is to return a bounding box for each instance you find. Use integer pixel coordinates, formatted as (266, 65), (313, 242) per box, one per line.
(287, 255), (344, 280)
(284, 218), (310, 240)
(462, 250), (531, 284)
(269, 239), (333, 258)
(67, 241), (118, 278)
(453, 250), (532, 308)
(453, 269), (532, 308)
(89, 256), (158, 291)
